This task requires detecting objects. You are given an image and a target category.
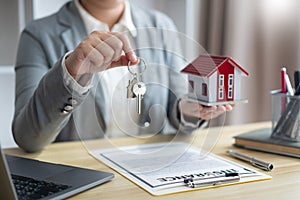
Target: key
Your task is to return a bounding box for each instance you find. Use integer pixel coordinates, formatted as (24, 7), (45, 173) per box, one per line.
(133, 82), (147, 114)
(127, 77), (138, 98)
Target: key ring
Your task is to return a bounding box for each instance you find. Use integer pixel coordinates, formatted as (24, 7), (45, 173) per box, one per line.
(127, 57), (147, 77)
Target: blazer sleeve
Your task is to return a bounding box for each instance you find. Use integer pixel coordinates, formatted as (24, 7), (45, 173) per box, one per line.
(12, 30), (88, 152)
(160, 17), (207, 134)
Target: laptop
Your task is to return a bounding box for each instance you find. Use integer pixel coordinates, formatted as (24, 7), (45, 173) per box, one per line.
(0, 143), (114, 200)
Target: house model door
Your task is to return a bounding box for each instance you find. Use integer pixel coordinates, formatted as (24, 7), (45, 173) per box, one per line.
(217, 64), (234, 102)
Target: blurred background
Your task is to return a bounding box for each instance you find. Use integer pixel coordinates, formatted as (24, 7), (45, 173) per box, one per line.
(1, 0), (300, 147)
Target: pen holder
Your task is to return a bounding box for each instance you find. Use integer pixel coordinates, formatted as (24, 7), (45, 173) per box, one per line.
(271, 92), (300, 142)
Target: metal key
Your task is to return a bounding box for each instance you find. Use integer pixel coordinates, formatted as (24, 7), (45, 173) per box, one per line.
(127, 77), (138, 98)
(127, 57), (147, 114)
(133, 82), (146, 114)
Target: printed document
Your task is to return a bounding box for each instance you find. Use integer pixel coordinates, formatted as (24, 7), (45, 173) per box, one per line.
(90, 142), (271, 196)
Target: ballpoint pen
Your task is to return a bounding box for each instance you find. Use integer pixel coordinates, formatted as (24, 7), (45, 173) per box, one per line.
(281, 67), (287, 112)
(281, 67), (287, 93)
(184, 172), (240, 188)
(227, 150), (274, 171)
(294, 70), (300, 88)
(285, 74), (294, 95)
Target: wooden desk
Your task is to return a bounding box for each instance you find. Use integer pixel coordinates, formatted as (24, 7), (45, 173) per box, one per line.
(5, 122), (300, 200)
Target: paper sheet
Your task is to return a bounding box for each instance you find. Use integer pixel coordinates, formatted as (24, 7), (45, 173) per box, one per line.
(90, 142), (271, 196)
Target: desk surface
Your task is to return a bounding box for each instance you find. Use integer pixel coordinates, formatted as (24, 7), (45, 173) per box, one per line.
(5, 122), (300, 200)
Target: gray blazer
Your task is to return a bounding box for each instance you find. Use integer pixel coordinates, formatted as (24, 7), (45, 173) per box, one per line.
(13, 1), (201, 152)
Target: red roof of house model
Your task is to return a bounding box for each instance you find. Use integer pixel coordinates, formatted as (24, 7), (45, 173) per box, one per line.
(181, 55), (249, 77)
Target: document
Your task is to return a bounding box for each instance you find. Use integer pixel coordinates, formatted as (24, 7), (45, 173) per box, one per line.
(90, 142), (271, 196)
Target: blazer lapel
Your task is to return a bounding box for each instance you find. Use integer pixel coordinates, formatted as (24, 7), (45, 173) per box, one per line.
(57, 1), (108, 130)
(57, 1), (87, 51)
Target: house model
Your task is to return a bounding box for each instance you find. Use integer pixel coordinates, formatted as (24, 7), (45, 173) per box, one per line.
(181, 54), (249, 106)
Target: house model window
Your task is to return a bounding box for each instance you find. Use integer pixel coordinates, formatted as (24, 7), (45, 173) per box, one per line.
(228, 74), (234, 98)
(218, 74), (224, 100)
(202, 83), (207, 96)
(189, 80), (194, 93)
(181, 54), (249, 106)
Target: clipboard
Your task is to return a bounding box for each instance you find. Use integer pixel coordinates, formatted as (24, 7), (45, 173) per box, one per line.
(90, 142), (271, 196)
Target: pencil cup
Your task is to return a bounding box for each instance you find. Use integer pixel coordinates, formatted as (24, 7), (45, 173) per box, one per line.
(271, 92), (300, 142)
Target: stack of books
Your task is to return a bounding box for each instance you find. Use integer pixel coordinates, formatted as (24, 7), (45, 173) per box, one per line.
(233, 128), (300, 158)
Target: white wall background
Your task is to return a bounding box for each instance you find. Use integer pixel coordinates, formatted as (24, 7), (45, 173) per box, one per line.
(0, 67), (16, 148)
(0, 1), (20, 66)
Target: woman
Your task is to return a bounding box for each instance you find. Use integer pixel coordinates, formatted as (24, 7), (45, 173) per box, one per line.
(13, 0), (231, 152)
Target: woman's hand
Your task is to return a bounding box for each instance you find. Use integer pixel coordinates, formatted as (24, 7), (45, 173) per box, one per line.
(180, 99), (233, 120)
(65, 31), (138, 81)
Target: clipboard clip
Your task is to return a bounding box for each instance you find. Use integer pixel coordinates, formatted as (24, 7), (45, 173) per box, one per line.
(184, 172), (240, 188)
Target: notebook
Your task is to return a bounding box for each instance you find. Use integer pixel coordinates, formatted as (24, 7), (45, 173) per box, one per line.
(0, 143), (114, 200)
(233, 128), (300, 158)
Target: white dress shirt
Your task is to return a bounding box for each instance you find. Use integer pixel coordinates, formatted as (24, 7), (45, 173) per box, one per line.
(63, 0), (139, 137)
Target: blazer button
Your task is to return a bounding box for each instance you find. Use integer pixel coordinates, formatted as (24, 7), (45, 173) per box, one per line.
(64, 104), (74, 111)
(68, 98), (78, 105)
(61, 109), (69, 115)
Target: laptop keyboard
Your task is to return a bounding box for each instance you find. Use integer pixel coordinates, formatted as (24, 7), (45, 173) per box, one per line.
(12, 174), (71, 200)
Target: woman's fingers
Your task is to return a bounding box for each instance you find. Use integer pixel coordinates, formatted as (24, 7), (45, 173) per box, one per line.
(180, 99), (234, 120)
(111, 32), (137, 62)
(65, 31), (138, 78)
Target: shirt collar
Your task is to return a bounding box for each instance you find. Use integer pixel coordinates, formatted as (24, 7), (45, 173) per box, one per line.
(74, 0), (137, 37)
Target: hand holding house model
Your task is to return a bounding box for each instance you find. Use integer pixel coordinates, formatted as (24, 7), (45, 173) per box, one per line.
(181, 54), (249, 106)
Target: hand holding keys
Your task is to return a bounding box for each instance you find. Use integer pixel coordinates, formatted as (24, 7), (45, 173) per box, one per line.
(127, 58), (147, 114)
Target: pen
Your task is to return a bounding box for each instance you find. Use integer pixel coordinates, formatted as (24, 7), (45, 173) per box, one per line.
(294, 83), (300, 96)
(227, 150), (274, 171)
(281, 67), (287, 112)
(184, 172), (240, 188)
(294, 70), (300, 89)
(285, 74), (294, 95)
(281, 67), (287, 93)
